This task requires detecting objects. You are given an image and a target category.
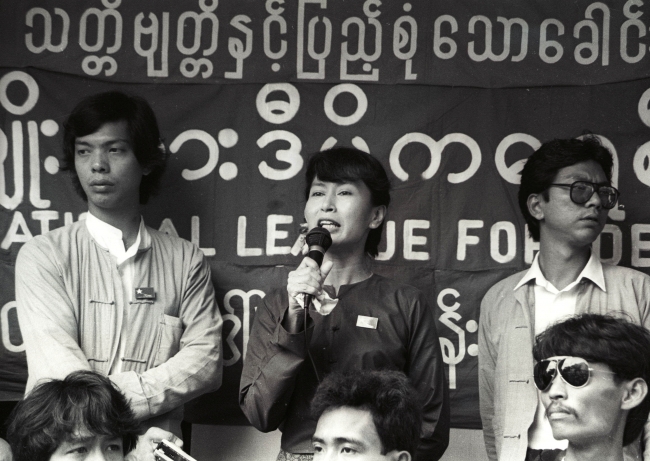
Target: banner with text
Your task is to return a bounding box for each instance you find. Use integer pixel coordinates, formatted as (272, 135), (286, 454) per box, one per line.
(2, 0), (650, 429)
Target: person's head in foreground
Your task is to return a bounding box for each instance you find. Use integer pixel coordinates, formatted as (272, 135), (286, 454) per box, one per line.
(6, 370), (141, 461)
(304, 147), (390, 258)
(518, 136), (618, 245)
(61, 90), (167, 210)
(532, 314), (650, 460)
(311, 370), (421, 461)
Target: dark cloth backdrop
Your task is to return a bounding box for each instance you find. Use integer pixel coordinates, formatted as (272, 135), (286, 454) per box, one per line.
(2, 0), (650, 429)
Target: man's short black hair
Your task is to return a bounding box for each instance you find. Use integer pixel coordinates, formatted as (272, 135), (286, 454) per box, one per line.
(304, 147), (391, 257)
(61, 90), (167, 204)
(533, 314), (650, 446)
(6, 370), (142, 461)
(311, 370), (421, 455)
(518, 136), (613, 241)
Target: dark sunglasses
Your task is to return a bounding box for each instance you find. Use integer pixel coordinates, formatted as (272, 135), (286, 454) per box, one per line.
(533, 357), (616, 391)
(547, 181), (619, 209)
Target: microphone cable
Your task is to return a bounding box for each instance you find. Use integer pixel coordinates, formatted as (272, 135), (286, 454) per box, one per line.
(304, 296), (321, 384)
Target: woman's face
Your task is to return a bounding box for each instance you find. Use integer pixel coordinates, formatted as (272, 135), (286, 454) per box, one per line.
(305, 177), (385, 253)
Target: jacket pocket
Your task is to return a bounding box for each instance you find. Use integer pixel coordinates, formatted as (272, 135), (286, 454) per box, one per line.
(154, 314), (184, 367)
(81, 299), (116, 373)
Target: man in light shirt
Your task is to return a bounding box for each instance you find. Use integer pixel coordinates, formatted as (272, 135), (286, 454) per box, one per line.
(478, 136), (650, 461)
(15, 91), (223, 438)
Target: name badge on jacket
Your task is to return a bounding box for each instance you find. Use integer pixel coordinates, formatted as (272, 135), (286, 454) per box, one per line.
(356, 315), (378, 329)
(135, 287), (155, 300)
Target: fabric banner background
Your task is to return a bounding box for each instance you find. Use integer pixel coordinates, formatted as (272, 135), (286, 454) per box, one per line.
(2, 0), (650, 429)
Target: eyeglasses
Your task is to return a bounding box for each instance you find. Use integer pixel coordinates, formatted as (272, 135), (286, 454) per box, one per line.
(547, 181), (619, 209)
(533, 357), (617, 391)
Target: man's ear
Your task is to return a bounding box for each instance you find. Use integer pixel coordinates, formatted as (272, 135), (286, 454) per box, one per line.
(369, 205), (386, 229)
(142, 166), (152, 176)
(621, 378), (648, 411)
(387, 450), (411, 461)
(527, 194), (544, 221)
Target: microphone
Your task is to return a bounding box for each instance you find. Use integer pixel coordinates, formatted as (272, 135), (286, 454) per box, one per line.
(303, 226), (332, 308)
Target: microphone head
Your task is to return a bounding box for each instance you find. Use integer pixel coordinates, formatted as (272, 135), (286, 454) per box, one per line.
(306, 226), (333, 252)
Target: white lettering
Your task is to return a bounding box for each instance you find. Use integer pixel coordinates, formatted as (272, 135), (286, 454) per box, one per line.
(539, 18), (564, 64)
(191, 216), (216, 256)
(390, 132), (480, 183)
(256, 83), (300, 124)
(639, 87), (650, 128)
(490, 221), (516, 263)
(495, 133), (540, 184)
(237, 216), (263, 257)
(0, 123), (24, 210)
(631, 224), (650, 267)
(0, 71), (39, 115)
(1, 211), (34, 249)
(403, 219), (429, 261)
(223, 289), (266, 365)
(31, 210), (58, 234)
(257, 131), (303, 180)
(457, 220), (483, 261)
(376, 220), (395, 261)
(323, 83), (367, 126)
(158, 218), (180, 237)
(433, 15), (457, 59)
(296, 0), (331, 79)
(169, 130), (219, 181)
(266, 214), (294, 256)
(1, 302), (24, 353)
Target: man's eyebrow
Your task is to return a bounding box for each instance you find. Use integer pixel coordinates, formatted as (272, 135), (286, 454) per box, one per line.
(63, 435), (95, 444)
(563, 174), (609, 184)
(74, 139), (130, 146)
(311, 436), (366, 447)
(334, 437), (365, 447)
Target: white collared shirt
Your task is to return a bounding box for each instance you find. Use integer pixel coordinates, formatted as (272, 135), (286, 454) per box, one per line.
(517, 251), (606, 450)
(85, 212), (150, 373)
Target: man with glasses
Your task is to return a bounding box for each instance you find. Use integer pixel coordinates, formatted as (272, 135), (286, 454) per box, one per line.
(532, 314), (650, 461)
(478, 137), (650, 461)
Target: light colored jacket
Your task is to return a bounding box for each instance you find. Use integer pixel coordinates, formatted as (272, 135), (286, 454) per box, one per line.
(479, 263), (650, 461)
(16, 220), (223, 430)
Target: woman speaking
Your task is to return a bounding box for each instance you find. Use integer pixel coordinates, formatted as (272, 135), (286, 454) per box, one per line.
(239, 147), (450, 460)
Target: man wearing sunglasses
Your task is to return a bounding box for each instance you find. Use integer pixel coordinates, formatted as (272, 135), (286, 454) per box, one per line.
(532, 314), (650, 461)
(479, 137), (650, 461)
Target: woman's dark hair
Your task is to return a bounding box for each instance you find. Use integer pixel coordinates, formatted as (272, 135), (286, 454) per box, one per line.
(61, 90), (167, 204)
(518, 136), (613, 241)
(6, 370), (142, 461)
(533, 313), (650, 446)
(311, 370), (422, 456)
(305, 147), (391, 257)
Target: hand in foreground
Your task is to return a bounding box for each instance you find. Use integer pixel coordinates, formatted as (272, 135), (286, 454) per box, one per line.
(125, 427), (183, 461)
(284, 256), (334, 333)
(0, 438), (12, 461)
